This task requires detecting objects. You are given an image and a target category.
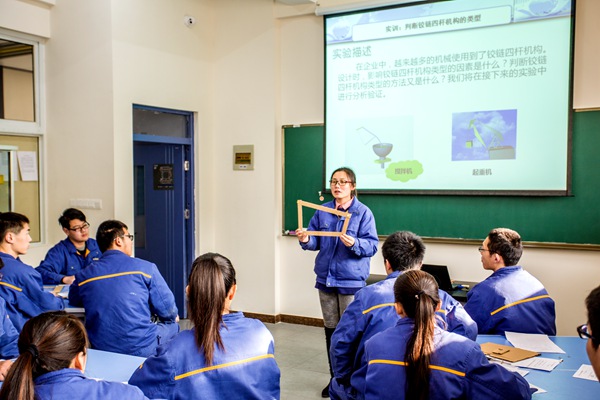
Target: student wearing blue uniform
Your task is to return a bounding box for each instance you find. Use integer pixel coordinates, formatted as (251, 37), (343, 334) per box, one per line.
(0, 296), (19, 380)
(37, 208), (101, 285)
(579, 285), (600, 380)
(363, 270), (533, 400)
(129, 252), (281, 399)
(465, 228), (556, 335)
(0, 311), (149, 399)
(0, 212), (64, 332)
(68, 220), (179, 357)
(330, 231), (477, 400)
(296, 167), (378, 397)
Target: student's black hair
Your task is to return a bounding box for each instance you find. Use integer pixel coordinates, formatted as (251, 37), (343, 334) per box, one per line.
(95, 220), (128, 253)
(487, 228), (523, 266)
(381, 231), (426, 272)
(187, 252), (236, 366)
(58, 208), (87, 229)
(394, 269), (440, 400)
(0, 212), (29, 244)
(330, 167), (357, 198)
(0, 311), (88, 400)
(586, 285), (600, 349)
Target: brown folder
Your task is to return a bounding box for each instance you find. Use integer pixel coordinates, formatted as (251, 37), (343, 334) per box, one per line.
(480, 342), (540, 363)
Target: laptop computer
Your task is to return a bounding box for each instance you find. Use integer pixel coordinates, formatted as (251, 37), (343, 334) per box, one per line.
(421, 264), (469, 302)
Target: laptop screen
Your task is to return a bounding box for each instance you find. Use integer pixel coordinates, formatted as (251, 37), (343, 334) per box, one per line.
(421, 264), (453, 292)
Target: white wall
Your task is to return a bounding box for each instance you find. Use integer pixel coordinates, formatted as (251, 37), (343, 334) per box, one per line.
(2, 0), (598, 336)
(43, 0), (115, 248)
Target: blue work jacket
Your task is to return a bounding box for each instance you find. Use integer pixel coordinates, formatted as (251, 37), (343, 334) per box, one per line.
(465, 266), (556, 335)
(37, 238), (101, 284)
(0, 252), (64, 332)
(69, 250), (179, 356)
(300, 198), (378, 289)
(363, 319), (533, 400)
(34, 368), (149, 400)
(0, 296), (18, 358)
(129, 312), (281, 400)
(330, 270), (478, 400)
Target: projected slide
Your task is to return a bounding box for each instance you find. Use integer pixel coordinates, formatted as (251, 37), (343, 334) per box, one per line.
(324, 0), (573, 194)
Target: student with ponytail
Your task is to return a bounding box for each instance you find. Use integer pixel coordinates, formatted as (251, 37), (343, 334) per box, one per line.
(363, 270), (533, 400)
(0, 311), (148, 400)
(129, 252), (280, 399)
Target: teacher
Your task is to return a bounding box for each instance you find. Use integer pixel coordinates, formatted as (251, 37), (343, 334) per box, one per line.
(296, 166), (378, 397)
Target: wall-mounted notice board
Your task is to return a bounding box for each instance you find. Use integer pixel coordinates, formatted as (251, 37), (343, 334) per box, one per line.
(282, 111), (600, 248)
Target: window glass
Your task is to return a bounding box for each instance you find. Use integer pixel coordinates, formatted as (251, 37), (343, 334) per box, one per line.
(0, 39), (35, 123)
(0, 135), (40, 242)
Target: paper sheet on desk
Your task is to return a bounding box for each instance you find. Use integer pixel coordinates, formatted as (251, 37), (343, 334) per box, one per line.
(512, 357), (562, 371)
(573, 364), (599, 381)
(505, 332), (566, 353)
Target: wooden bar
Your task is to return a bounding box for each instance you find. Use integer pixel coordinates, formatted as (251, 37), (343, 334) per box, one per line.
(297, 200), (352, 237)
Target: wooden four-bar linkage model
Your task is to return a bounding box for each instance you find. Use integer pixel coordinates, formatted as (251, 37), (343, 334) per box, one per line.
(297, 200), (351, 236)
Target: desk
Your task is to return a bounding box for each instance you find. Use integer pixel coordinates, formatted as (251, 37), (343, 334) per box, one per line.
(43, 285), (85, 317)
(477, 335), (598, 399)
(85, 349), (145, 383)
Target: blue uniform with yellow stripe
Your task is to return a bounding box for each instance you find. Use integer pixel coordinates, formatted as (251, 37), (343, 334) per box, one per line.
(363, 319), (532, 400)
(0, 252), (64, 332)
(465, 266), (556, 335)
(330, 270), (477, 400)
(35, 368), (149, 400)
(68, 250), (179, 356)
(300, 198), (378, 290)
(128, 312), (281, 399)
(37, 238), (101, 284)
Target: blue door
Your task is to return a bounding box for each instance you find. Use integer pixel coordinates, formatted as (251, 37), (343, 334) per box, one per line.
(133, 105), (194, 318)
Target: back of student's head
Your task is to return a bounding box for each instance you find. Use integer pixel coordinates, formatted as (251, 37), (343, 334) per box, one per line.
(95, 220), (127, 252)
(394, 269), (440, 400)
(487, 228), (523, 266)
(382, 231), (425, 272)
(0, 212), (29, 244)
(0, 311), (88, 400)
(187, 252), (236, 366)
(58, 208), (87, 229)
(586, 285), (600, 350)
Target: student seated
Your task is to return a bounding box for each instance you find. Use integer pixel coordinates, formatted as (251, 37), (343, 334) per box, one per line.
(0, 311), (149, 399)
(0, 212), (64, 332)
(68, 220), (179, 357)
(37, 208), (101, 285)
(465, 228), (556, 335)
(330, 231), (477, 400)
(363, 270), (533, 400)
(0, 296), (19, 381)
(580, 284), (600, 380)
(129, 252), (281, 399)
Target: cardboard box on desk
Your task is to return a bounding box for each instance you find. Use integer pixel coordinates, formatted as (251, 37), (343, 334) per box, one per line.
(480, 343), (540, 363)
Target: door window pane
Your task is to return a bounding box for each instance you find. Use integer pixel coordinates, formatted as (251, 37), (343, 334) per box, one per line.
(133, 108), (188, 138)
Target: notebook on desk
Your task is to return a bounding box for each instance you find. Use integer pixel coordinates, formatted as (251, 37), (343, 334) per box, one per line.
(421, 264), (469, 302)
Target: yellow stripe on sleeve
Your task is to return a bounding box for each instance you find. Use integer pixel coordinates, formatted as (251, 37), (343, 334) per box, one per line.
(78, 271), (152, 286)
(368, 359), (465, 377)
(362, 303), (395, 314)
(175, 354), (275, 381)
(490, 294), (551, 316)
(0, 281), (22, 292)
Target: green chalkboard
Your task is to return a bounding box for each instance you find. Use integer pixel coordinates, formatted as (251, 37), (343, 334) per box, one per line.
(282, 111), (600, 247)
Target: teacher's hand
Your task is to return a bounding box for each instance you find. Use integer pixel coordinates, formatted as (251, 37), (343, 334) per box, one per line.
(296, 228), (309, 243)
(340, 234), (355, 247)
